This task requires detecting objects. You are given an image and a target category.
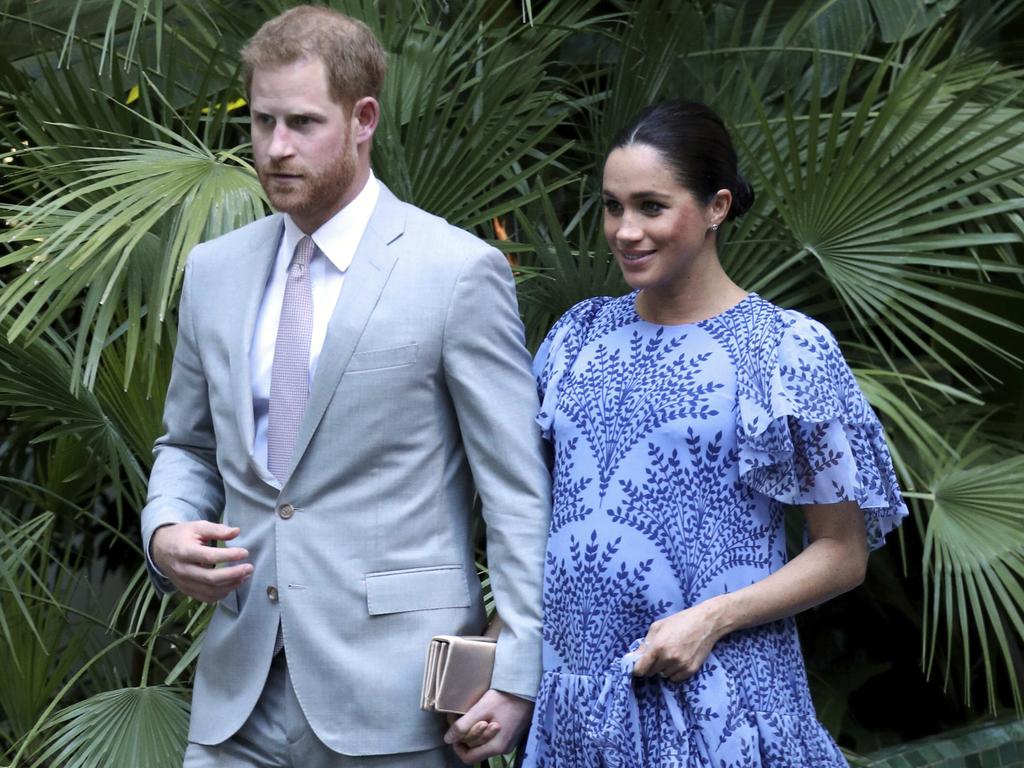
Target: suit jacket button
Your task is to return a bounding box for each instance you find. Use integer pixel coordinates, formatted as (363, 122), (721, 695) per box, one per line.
(266, 585), (279, 603)
(279, 503), (295, 520)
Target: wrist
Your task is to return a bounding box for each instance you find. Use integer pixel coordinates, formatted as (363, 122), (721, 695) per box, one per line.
(701, 593), (740, 640)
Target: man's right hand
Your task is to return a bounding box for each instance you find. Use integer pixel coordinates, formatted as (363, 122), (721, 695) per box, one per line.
(150, 521), (253, 602)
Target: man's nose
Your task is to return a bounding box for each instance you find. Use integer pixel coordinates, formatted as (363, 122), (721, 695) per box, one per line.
(267, 124), (294, 160)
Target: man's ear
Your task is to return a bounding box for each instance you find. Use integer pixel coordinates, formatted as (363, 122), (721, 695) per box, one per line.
(351, 96), (380, 144)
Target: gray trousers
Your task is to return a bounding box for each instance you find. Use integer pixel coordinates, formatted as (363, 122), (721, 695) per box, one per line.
(183, 652), (462, 768)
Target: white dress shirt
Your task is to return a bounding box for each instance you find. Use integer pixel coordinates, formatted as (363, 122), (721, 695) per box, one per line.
(250, 172), (381, 468)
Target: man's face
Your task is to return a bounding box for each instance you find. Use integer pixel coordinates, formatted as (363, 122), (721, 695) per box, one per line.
(250, 57), (359, 233)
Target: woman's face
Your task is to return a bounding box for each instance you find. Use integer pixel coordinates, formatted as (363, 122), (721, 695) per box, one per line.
(602, 143), (721, 295)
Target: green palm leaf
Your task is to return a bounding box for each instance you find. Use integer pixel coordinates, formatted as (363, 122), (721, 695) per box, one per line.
(801, 0), (963, 97)
(1, 37), (264, 392)
(0, 512), (55, 663)
(595, 0), (703, 149)
(853, 367), (978, 495)
(733, 41), (1024, 386)
(922, 448), (1024, 713)
(26, 686), (190, 768)
(370, 0), (596, 230)
(0, 134), (263, 390)
(0, 515), (91, 745)
(0, 322), (160, 506)
(515, 184), (625, 349)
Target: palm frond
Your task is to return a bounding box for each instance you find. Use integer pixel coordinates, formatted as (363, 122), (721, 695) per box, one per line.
(26, 685), (190, 768)
(515, 183), (625, 349)
(0, 322), (159, 506)
(0, 525), (91, 744)
(0, 511), (55, 665)
(0, 133), (263, 390)
(733, 42), (1024, 387)
(371, 0), (598, 231)
(589, 0), (702, 153)
(922, 447), (1024, 713)
(854, 367), (984, 469)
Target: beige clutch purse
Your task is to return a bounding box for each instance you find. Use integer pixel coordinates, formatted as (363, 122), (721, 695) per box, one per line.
(420, 635), (496, 714)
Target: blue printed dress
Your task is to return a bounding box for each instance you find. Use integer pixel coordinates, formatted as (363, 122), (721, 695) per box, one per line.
(521, 292), (907, 768)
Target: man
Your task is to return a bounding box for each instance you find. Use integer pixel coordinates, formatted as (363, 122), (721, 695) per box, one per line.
(141, 6), (550, 767)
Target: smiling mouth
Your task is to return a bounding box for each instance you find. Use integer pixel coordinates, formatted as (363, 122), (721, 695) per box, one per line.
(621, 251), (654, 262)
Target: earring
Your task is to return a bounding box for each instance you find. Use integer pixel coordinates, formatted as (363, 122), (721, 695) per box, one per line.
(710, 223), (719, 231)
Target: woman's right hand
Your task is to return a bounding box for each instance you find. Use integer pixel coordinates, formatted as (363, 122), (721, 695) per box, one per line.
(632, 597), (729, 683)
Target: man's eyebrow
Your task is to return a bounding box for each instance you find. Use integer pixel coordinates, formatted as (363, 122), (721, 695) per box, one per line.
(289, 110), (330, 123)
(250, 107), (326, 119)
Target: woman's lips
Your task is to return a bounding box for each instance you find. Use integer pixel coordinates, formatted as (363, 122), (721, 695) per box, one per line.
(620, 250), (655, 263)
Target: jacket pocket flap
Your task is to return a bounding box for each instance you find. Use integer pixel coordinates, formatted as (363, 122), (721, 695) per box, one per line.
(348, 343), (418, 372)
(365, 565), (470, 615)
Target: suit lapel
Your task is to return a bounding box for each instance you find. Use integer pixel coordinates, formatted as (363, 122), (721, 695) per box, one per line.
(286, 185), (407, 478)
(228, 214), (284, 484)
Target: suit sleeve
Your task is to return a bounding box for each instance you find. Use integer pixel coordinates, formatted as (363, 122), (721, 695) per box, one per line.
(140, 252), (226, 594)
(442, 246), (552, 699)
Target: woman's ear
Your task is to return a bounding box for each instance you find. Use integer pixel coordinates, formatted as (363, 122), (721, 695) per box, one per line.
(709, 188), (732, 228)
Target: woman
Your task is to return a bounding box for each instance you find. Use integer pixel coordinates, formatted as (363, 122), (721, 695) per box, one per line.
(520, 101), (908, 766)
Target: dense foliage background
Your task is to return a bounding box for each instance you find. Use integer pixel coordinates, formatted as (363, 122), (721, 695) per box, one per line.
(0, 1), (1022, 766)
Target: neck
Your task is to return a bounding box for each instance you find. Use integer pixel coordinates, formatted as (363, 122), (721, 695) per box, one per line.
(636, 258), (747, 326)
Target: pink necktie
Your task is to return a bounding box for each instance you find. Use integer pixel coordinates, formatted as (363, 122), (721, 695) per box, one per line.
(266, 236), (315, 482)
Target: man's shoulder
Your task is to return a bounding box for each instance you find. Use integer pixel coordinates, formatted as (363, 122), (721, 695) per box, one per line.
(189, 214), (282, 264)
(382, 192), (494, 259)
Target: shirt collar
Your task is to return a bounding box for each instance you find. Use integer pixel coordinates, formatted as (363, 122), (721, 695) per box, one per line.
(280, 171), (381, 273)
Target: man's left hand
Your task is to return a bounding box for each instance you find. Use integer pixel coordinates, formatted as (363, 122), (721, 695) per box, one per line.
(443, 689), (533, 764)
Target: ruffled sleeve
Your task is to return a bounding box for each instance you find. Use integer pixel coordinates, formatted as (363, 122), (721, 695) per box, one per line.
(533, 297), (610, 440)
(736, 308), (908, 550)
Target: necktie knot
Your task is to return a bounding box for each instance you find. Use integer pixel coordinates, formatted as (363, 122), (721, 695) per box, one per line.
(292, 236), (315, 272)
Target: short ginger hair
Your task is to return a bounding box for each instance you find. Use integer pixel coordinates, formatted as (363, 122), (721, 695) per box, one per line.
(241, 5), (387, 107)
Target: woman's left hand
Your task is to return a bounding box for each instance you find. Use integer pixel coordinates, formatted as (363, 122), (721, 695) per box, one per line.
(632, 600), (725, 683)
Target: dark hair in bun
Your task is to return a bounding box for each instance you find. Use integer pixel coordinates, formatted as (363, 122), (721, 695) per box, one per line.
(608, 100), (755, 221)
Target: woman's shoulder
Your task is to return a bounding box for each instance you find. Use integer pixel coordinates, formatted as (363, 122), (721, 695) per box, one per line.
(720, 295), (864, 426)
(534, 294), (631, 387)
(731, 293), (817, 329)
(775, 303), (840, 346)
(556, 293), (632, 333)
(731, 296), (867, 425)
(533, 294), (631, 437)
(540, 293), (634, 354)
(722, 295), (841, 360)
(772, 303), (852, 381)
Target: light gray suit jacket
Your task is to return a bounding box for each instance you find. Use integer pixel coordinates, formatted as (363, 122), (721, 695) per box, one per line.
(141, 184), (551, 755)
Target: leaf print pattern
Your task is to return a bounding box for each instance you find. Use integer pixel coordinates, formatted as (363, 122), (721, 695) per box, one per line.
(522, 293), (907, 768)
(550, 438), (593, 533)
(542, 531), (672, 672)
(612, 433), (778, 603)
(556, 328), (722, 499)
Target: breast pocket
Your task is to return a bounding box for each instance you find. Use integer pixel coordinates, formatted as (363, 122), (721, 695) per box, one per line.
(364, 565), (471, 615)
(347, 343), (418, 373)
